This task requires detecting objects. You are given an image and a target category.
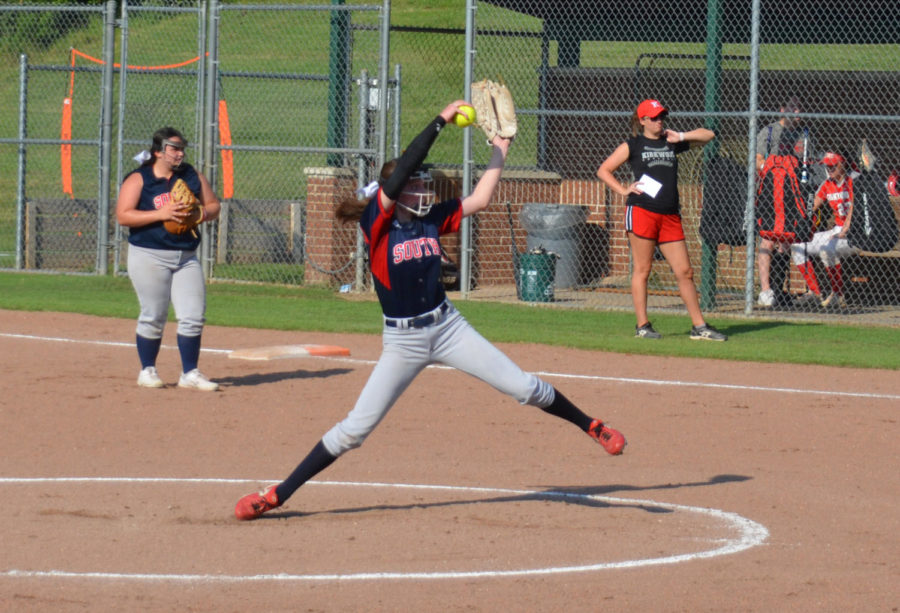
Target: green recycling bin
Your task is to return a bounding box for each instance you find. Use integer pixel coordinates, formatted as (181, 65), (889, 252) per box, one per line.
(517, 250), (557, 302)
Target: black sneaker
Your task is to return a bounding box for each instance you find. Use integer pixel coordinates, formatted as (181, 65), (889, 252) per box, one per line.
(635, 322), (662, 339)
(690, 324), (727, 341)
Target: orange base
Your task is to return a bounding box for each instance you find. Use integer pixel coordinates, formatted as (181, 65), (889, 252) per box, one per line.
(228, 344), (351, 361)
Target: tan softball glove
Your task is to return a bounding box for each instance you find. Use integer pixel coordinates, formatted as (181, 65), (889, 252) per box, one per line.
(164, 178), (203, 237)
(471, 78), (517, 144)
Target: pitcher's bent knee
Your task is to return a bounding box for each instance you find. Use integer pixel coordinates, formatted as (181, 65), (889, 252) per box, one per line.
(523, 376), (555, 407)
(322, 423), (368, 457)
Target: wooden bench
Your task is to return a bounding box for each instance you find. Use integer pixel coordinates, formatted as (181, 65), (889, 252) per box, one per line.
(841, 196), (900, 305)
(843, 249), (900, 306)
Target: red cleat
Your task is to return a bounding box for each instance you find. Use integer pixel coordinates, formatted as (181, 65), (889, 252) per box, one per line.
(588, 419), (626, 455)
(234, 484), (281, 520)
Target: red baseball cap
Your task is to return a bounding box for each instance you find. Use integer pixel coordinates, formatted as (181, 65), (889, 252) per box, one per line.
(820, 151), (844, 166)
(637, 99), (668, 119)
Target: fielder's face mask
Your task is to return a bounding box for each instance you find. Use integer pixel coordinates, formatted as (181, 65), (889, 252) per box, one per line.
(161, 138), (186, 169)
(396, 170), (436, 217)
(162, 138), (186, 152)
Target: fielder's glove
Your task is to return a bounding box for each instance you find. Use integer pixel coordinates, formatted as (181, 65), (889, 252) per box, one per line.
(471, 78), (517, 144)
(164, 178), (203, 237)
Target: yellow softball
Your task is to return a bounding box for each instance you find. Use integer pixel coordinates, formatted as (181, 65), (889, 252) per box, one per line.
(454, 105), (476, 128)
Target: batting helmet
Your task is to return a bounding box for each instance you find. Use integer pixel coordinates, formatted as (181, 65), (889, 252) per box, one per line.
(888, 171), (900, 197)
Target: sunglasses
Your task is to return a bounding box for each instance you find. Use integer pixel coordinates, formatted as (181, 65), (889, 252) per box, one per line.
(644, 115), (666, 122)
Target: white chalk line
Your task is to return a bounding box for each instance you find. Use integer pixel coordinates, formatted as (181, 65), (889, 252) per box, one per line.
(2, 331), (898, 401)
(0, 477), (768, 583)
(0, 332), (231, 355)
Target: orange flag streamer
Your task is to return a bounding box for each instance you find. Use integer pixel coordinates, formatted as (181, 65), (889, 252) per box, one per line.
(61, 97), (74, 199)
(62, 49), (205, 198)
(218, 99), (234, 199)
(61, 49), (76, 198)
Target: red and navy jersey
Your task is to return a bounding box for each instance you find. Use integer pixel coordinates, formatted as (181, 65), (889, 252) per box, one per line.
(126, 163), (203, 251)
(360, 192), (462, 318)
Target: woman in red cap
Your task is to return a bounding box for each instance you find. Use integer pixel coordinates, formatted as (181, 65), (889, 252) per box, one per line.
(597, 99), (727, 341)
(789, 151), (859, 308)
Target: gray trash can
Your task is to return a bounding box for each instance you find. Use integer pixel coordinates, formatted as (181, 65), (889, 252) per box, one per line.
(520, 203), (589, 289)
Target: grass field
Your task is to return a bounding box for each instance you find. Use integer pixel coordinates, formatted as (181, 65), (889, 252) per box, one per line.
(1, 271), (898, 370)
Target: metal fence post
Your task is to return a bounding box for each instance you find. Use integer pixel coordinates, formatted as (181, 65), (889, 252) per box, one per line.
(202, 0), (217, 279)
(16, 54), (27, 271)
(460, 0), (476, 297)
(699, 0), (723, 310)
(391, 63), (401, 159)
(96, 0), (117, 275)
(113, 0), (129, 275)
(356, 70), (370, 291)
(743, 0), (763, 315)
(375, 0), (391, 174)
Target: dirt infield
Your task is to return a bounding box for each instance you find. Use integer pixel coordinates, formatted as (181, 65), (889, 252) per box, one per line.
(1, 309), (897, 612)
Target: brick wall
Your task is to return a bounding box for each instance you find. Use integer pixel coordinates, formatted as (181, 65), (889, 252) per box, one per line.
(303, 167), (358, 285)
(303, 166), (593, 288)
(304, 165), (875, 293)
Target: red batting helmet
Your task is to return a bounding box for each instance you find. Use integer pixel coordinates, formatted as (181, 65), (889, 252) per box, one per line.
(888, 171), (900, 197)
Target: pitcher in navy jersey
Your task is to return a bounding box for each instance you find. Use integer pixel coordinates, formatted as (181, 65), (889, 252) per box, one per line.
(597, 99), (727, 342)
(234, 100), (626, 521)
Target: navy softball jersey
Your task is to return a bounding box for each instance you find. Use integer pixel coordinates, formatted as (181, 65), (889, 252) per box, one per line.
(360, 192), (462, 318)
(127, 163), (203, 251)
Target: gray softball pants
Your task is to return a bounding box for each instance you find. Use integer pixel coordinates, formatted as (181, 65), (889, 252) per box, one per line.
(321, 302), (555, 457)
(127, 244), (206, 339)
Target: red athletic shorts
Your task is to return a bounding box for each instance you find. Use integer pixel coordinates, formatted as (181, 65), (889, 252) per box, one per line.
(625, 206), (685, 243)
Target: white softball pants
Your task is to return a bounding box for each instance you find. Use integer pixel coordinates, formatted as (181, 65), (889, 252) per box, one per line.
(321, 302), (555, 457)
(127, 243), (207, 339)
(791, 226), (859, 267)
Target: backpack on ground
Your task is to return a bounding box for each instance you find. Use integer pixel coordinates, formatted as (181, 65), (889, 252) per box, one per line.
(700, 155), (750, 246)
(847, 171), (899, 253)
(755, 154), (812, 243)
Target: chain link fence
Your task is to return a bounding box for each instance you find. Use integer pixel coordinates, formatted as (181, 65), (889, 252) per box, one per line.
(1, 0), (898, 326)
(210, 2), (386, 286)
(0, 3), (108, 272)
(467, 0), (900, 325)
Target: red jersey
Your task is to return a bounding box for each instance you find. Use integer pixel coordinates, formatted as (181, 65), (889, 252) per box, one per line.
(815, 174), (855, 226)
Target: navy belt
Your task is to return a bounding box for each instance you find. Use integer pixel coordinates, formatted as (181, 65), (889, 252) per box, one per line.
(384, 301), (450, 329)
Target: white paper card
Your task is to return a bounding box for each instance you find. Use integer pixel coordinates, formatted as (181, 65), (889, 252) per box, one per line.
(637, 174), (662, 198)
